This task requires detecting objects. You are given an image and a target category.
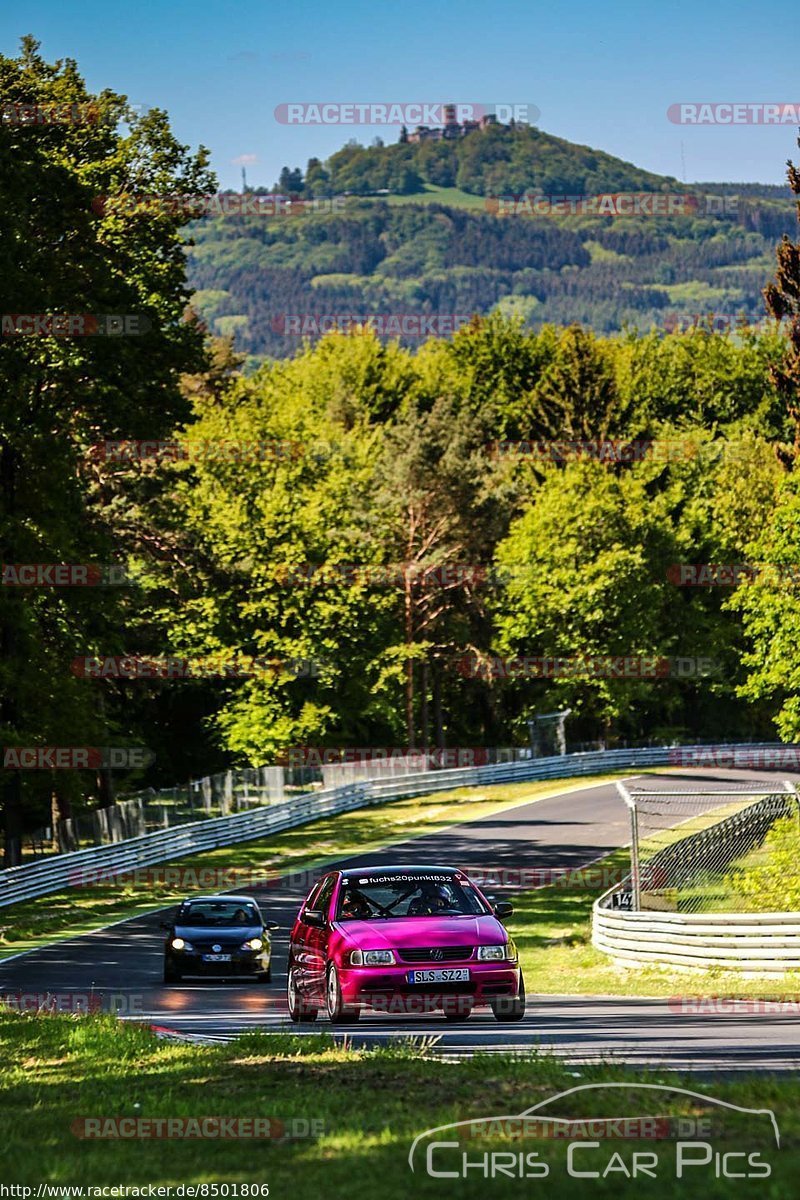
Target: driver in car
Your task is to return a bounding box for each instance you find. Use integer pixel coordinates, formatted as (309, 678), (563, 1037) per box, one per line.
(407, 882), (456, 915)
(341, 890), (372, 919)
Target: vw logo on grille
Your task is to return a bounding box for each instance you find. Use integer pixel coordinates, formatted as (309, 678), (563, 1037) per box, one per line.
(431, 948), (444, 961)
(212, 944), (221, 952)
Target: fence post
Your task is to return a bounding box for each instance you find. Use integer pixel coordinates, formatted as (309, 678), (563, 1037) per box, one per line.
(617, 780), (641, 911)
(783, 779), (800, 833)
(265, 766), (284, 805)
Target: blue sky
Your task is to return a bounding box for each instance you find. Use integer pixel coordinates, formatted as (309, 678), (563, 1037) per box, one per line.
(2, 0), (796, 189)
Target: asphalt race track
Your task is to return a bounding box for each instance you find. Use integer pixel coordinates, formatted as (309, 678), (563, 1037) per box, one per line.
(2, 767), (799, 1070)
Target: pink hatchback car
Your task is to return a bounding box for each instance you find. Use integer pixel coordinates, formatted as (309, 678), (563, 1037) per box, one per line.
(287, 865), (525, 1023)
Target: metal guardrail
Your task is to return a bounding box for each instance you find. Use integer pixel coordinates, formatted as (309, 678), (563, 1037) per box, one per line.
(592, 905), (800, 973)
(1, 741), (795, 911)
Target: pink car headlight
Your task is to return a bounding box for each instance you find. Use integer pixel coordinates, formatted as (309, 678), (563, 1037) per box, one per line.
(346, 949), (396, 967)
(477, 943), (514, 962)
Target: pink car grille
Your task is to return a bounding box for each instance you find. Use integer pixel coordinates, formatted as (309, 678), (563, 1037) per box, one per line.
(396, 946), (474, 963)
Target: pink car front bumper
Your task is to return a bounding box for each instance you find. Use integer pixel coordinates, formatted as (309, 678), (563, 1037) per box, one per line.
(339, 961), (522, 1011)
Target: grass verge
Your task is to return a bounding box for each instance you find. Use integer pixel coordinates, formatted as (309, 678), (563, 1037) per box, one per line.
(0, 1010), (796, 1197)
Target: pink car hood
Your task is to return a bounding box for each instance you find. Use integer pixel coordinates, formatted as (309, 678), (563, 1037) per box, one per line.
(334, 914), (505, 950)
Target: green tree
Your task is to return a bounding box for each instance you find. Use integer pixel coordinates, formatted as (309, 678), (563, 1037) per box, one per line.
(716, 142), (800, 741)
(304, 157), (330, 197)
(0, 38), (214, 861)
(154, 332), (416, 763)
(491, 462), (682, 740)
(731, 477), (800, 739)
(522, 324), (632, 444)
(368, 395), (510, 748)
(277, 166), (304, 194)
(763, 131), (800, 447)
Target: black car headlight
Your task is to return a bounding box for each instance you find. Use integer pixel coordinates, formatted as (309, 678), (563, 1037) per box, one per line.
(241, 938), (264, 951)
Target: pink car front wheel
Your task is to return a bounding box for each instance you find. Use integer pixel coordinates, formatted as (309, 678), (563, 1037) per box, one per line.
(490, 971), (526, 1022)
(442, 998), (473, 1022)
(287, 967), (318, 1023)
(326, 964), (360, 1024)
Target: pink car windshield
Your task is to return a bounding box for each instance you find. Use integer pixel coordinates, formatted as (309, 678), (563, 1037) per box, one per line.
(335, 874), (490, 921)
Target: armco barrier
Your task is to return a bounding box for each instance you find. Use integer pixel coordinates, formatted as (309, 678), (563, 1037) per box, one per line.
(592, 904), (800, 974)
(0, 742), (795, 910)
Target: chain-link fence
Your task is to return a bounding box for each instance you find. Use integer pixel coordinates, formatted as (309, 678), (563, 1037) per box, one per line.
(615, 779), (800, 912)
(30, 766), (287, 854)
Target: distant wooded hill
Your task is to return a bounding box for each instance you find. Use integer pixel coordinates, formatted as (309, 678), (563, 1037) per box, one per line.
(185, 124), (797, 360)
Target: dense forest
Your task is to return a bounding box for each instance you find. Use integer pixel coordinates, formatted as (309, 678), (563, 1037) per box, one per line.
(4, 41), (800, 857)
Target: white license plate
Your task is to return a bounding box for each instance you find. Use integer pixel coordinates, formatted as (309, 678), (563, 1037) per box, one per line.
(202, 953), (232, 962)
(408, 968), (470, 984)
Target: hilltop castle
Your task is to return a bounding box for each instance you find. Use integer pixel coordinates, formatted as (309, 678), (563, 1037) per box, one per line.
(406, 104), (500, 144)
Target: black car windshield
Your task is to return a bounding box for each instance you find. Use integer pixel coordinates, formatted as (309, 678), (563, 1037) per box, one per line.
(335, 874), (490, 920)
(179, 901), (259, 926)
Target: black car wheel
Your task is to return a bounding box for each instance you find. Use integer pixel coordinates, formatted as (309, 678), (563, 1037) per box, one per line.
(287, 968), (318, 1023)
(325, 965), (360, 1024)
(163, 960), (182, 984)
(491, 973), (526, 1022)
(255, 965), (272, 984)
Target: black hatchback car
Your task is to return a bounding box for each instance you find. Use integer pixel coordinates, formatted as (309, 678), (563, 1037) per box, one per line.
(162, 894), (277, 983)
